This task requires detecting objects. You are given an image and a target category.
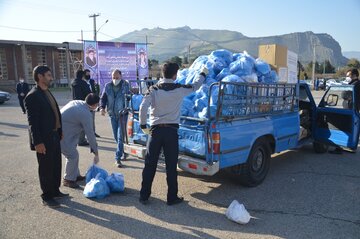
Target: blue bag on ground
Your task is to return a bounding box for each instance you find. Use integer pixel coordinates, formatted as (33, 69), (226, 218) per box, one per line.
(106, 173), (125, 193)
(255, 59), (271, 75)
(131, 94), (143, 111)
(86, 164), (109, 183)
(83, 174), (110, 199)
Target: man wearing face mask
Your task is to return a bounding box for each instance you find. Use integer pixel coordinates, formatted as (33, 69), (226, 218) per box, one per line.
(60, 93), (100, 188)
(84, 69), (100, 138)
(99, 69), (130, 168)
(16, 77), (30, 114)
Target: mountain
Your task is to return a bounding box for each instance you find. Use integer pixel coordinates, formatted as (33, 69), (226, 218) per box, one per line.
(343, 51), (360, 61)
(114, 26), (348, 66)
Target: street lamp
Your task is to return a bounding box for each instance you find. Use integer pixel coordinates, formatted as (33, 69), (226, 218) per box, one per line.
(97, 20), (109, 36)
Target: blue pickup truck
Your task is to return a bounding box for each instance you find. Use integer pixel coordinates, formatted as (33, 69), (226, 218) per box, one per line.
(124, 81), (359, 186)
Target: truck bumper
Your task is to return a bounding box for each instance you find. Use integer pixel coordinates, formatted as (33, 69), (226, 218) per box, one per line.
(124, 143), (147, 159)
(178, 155), (219, 176)
(124, 143), (219, 176)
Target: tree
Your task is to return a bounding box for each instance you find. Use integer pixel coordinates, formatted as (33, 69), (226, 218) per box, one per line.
(347, 58), (360, 69)
(148, 59), (159, 70)
(168, 56), (182, 66)
(324, 60), (335, 73)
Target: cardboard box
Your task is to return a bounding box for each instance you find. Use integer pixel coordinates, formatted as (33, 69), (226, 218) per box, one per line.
(258, 44), (298, 83)
(258, 44), (288, 68)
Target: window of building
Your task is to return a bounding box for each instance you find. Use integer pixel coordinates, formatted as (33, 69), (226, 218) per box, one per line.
(26, 48), (33, 80)
(58, 51), (67, 80)
(0, 48), (8, 81)
(37, 48), (47, 65)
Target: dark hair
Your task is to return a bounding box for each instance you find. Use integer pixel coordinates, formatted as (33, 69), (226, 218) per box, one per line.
(33, 65), (51, 82)
(162, 62), (179, 79)
(351, 68), (359, 77)
(76, 70), (84, 79)
(85, 93), (100, 106)
(84, 69), (90, 74)
(112, 69), (122, 75)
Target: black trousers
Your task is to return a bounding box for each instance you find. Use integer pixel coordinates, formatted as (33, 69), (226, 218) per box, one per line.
(36, 132), (62, 201)
(140, 126), (179, 202)
(18, 96), (26, 113)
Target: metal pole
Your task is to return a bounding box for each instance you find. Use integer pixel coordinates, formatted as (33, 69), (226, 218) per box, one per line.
(64, 42), (71, 88)
(21, 44), (27, 82)
(312, 44), (316, 86)
(89, 13), (100, 41)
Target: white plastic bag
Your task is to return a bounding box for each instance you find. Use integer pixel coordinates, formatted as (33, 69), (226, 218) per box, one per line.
(225, 200), (251, 224)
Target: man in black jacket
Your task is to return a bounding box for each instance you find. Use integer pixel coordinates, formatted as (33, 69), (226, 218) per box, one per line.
(16, 77), (30, 114)
(71, 70), (92, 145)
(84, 69), (100, 138)
(24, 65), (68, 208)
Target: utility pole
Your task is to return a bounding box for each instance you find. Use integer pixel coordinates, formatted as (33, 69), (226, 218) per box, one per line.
(188, 44), (191, 65)
(312, 44), (316, 84)
(89, 13), (100, 41)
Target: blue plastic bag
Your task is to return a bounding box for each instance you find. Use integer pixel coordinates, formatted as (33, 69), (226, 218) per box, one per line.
(210, 49), (233, 66)
(181, 97), (194, 116)
(131, 94), (143, 111)
(105, 173), (125, 193)
(216, 68), (230, 81)
(255, 59), (271, 75)
(83, 174), (110, 199)
(86, 164), (109, 183)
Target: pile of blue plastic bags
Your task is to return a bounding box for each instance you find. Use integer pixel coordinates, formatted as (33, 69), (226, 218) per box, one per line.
(83, 165), (125, 199)
(175, 49), (278, 119)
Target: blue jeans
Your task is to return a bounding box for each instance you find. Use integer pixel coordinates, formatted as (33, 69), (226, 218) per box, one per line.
(110, 116), (123, 161)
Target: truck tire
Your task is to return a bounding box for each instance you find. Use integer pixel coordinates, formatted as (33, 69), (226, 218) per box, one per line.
(313, 141), (328, 153)
(237, 139), (271, 187)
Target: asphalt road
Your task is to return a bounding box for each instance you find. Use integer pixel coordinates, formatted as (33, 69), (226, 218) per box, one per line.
(0, 89), (359, 239)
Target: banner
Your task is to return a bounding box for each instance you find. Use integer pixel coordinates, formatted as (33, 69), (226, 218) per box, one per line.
(83, 40), (98, 82)
(136, 43), (149, 79)
(83, 41), (148, 91)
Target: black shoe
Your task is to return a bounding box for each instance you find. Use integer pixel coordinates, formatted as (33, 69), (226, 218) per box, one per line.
(78, 141), (89, 146)
(167, 197), (184, 206)
(116, 160), (124, 168)
(329, 147), (343, 154)
(63, 179), (80, 188)
(54, 192), (69, 199)
(95, 133), (101, 138)
(42, 199), (60, 208)
(76, 175), (86, 182)
(139, 197), (149, 205)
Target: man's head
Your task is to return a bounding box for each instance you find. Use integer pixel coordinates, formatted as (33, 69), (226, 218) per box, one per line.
(112, 69), (122, 86)
(85, 93), (100, 111)
(84, 69), (91, 80)
(33, 65), (52, 87)
(76, 70), (84, 80)
(88, 50), (95, 59)
(162, 62), (179, 80)
(350, 69), (359, 80)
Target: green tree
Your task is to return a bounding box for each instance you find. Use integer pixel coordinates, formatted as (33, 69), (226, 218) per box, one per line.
(347, 58), (360, 69)
(148, 59), (159, 70)
(169, 56), (182, 66)
(324, 60), (335, 73)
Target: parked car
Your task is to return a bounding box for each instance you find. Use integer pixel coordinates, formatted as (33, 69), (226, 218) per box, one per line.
(0, 90), (11, 104)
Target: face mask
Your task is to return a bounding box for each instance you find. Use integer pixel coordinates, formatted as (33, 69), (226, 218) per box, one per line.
(20, 80), (24, 83)
(84, 75), (90, 80)
(113, 79), (121, 86)
(345, 77), (352, 82)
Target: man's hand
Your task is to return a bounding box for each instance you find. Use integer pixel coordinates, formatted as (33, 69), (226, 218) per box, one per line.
(93, 154), (99, 164)
(35, 143), (46, 154)
(100, 108), (106, 116)
(200, 65), (209, 76)
(140, 125), (150, 135)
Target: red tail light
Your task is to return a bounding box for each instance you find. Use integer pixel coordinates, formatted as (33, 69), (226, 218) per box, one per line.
(127, 113), (133, 137)
(212, 132), (220, 154)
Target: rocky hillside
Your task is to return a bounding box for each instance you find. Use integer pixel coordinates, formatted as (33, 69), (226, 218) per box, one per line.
(114, 26), (348, 66)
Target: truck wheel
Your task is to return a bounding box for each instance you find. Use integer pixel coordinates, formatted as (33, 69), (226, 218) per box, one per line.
(313, 141), (328, 153)
(238, 139), (271, 187)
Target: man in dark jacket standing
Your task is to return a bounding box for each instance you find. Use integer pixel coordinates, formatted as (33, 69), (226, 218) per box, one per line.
(16, 77), (30, 114)
(71, 69), (92, 145)
(24, 65), (68, 208)
(84, 69), (100, 138)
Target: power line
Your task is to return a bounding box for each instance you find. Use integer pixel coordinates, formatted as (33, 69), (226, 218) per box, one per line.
(0, 25), (91, 33)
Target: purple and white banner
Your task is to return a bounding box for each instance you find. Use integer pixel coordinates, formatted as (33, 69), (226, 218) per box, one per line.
(83, 41), (147, 91)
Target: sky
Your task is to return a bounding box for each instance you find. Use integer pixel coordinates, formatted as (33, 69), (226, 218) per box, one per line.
(0, 0), (359, 51)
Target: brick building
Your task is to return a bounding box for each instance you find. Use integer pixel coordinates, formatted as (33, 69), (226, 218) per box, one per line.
(0, 40), (83, 91)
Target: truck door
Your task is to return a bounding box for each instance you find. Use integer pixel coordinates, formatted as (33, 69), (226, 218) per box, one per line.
(314, 85), (360, 150)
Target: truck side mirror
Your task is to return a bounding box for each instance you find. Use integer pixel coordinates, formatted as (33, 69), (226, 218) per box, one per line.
(326, 94), (338, 106)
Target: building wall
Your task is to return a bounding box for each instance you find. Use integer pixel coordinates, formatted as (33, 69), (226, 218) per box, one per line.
(0, 42), (82, 90)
